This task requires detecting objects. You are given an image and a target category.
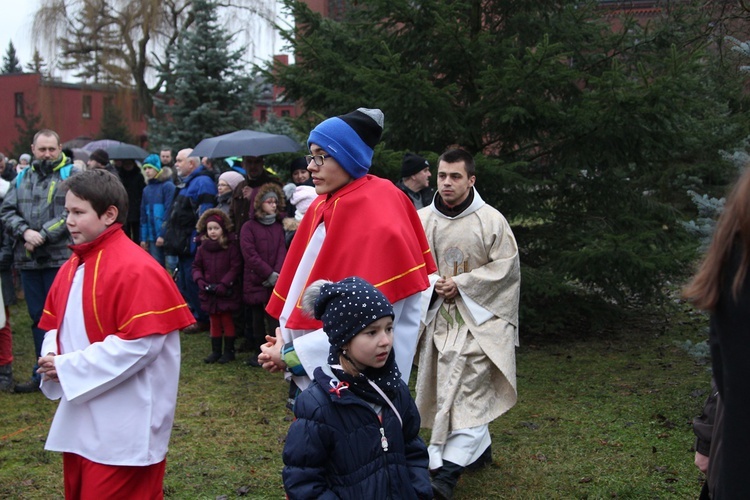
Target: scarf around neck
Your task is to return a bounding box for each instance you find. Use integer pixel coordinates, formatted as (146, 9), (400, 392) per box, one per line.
(330, 350), (401, 406)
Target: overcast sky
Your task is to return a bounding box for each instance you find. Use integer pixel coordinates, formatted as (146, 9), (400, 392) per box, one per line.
(0, 0), (291, 77)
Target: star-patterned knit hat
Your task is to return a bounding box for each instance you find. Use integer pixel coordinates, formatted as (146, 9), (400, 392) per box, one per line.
(302, 277), (394, 363)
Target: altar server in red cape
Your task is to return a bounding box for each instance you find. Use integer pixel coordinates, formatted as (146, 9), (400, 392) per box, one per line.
(36, 169), (194, 499)
(262, 107), (436, 396)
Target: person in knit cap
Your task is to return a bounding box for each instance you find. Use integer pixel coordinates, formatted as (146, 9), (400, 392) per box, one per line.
(140, 154), (175, 268)
(192, 208), (242, 363)
(240, 183), (287, 366)
(216, 170), (244, 215)
(260, 107), (437, 406)
(87, 149), (117, 175)
(282, 185), (317, 248)
(282, 276), (431, 499)
(18, 153), (31, 174)
(396, 152), (434, 209)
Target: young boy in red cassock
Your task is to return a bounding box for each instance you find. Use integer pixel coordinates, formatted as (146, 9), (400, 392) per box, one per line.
(36, 169), (194, 499)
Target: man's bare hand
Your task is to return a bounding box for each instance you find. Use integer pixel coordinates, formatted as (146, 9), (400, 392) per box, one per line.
(435, 276), (458, 300)
(23, 229), (44, 248)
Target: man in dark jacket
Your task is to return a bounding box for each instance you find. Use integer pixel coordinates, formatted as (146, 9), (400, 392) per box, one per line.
(395, 152), (434, 209)
(162, 149), (217, 334)
(0, 129), (75, 392)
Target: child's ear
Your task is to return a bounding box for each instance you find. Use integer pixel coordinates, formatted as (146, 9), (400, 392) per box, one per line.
(103, 205), (119, 225)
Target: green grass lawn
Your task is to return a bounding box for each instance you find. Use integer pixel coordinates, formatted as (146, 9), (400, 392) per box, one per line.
(0, 301), (711, 499)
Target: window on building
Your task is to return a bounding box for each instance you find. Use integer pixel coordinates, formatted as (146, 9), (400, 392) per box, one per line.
(14, 93), (24, 117)
(104, 95), (115, 110)
(260, 110), (267, 123)
(281, 110), (290, 118)
(82, 95), (92, 119)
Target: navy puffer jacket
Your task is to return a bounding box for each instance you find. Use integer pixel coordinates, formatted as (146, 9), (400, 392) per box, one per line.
(283, 367), (432, 499)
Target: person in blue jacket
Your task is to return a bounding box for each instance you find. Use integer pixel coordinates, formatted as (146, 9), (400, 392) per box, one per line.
(282, 276), (432, 499)
(139, 154), (175, 268)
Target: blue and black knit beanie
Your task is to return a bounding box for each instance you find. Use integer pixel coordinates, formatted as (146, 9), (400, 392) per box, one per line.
(307, 108), (384, 180)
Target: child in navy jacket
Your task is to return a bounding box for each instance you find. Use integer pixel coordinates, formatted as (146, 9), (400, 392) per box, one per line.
(282, 277), (432, 499)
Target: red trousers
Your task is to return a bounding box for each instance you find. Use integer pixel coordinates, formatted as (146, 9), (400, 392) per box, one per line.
(0, 307), (11, 365)
(209, 311), (235, 338)
(63, 453), (165, 500)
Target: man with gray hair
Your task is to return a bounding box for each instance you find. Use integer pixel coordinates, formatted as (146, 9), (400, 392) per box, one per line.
(162, 149), (217, 334)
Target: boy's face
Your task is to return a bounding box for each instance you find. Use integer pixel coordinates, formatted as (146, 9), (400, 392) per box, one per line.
(346, 316), (394, 370)
(308, 144), (352, 196)
(65, 191), (116, 245)
(144, 166), (158, 180)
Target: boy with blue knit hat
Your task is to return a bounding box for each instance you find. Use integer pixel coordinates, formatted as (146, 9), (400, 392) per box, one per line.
(140, 153), (175, 267)
(261, 107), (437, 404)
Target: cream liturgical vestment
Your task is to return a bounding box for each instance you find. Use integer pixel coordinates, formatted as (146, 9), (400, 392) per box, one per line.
(415, 188), (520, 447)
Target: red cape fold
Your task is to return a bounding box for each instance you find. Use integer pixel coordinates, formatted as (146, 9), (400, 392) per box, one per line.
(39, 223), (195, 344)
(266, 174), (437, 330)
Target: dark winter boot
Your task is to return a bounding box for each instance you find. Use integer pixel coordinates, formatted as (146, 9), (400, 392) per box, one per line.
(0, 363), (12, 392)
(218, 337), (235, 364)
(204, 338), (222, 364)
(431, 460), (464, 500)
(466, 445), (493, 472)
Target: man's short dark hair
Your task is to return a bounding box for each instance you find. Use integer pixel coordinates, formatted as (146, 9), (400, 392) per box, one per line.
(62, 169), (129, 224)
(439, 148), (475, 177)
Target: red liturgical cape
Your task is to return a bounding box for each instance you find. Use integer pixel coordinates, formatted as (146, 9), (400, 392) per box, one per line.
(266, 174), (437, 330)
(39, 224), (194, 344)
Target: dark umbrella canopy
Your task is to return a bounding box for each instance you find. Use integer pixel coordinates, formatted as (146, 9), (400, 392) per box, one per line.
(82, 140), (148, 160)
(191, 130), (301, 158)
(62, 136), (94, 149)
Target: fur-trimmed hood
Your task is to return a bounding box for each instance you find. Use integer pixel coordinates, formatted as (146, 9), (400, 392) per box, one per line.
(196, 207), (234, 234)
(253, 182), (286, 218)
(154, 166), (174, 183)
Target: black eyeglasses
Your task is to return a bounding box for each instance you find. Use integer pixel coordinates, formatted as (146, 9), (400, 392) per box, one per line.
(305, 154), (330, 167)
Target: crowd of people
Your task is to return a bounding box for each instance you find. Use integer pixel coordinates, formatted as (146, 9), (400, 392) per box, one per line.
(2, 106), (737, 499)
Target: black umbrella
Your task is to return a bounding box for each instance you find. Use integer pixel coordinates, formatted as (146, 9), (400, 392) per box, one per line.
(191, 130), (301, 158)
(82, 140), (149, 160)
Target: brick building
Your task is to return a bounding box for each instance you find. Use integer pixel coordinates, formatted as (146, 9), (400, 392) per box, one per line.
(0, 72), (147, 157)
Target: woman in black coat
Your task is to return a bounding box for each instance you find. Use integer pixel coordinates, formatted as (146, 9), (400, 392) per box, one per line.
(684, 166), (750, 499)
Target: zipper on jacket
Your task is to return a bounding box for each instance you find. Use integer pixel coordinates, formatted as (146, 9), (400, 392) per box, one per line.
(48, 181), (56, 204)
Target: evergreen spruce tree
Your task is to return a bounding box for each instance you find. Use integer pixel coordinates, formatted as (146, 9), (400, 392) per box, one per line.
(25, 48), (48, 75)
(98, 103), (133, 143)
(148, 0), (257, 150)
(270, 0), (750, 331)
(2, 41), (22, 74)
